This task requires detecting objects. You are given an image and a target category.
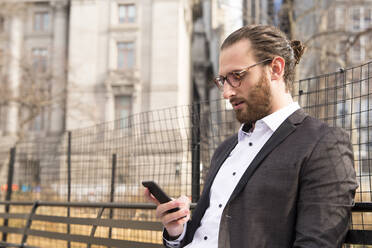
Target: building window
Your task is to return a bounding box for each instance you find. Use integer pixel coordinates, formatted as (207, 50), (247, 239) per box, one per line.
(351, 7), (361, 31)
(32, 48), (48, 73)
(360, 158), (372, 175)
(351, 40), (362, 62)
(335, 7), (345, 29)
(34, 12), (49, 31)
(0, 42), (5, 130)
(271, 0), (283, 26)
(355, 98), (372, 127)
(364, 8), (372, 26)
(118, 4), (136, 23)
(115, 95), (132, 128)
(359, 126), (372, 175)
(24, 160), (41, 186)
(30, 108), (46, 131)
(0, 49), (4, 74)
(117, 42), (135, 70)
(251, 0), (256, 22)
(0, 16), (4, 32)
(0, 105), (5, 132)
(336, 99), (352, 128)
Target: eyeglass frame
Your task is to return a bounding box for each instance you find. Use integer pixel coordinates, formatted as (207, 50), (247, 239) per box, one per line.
(213, 58), (273, 90)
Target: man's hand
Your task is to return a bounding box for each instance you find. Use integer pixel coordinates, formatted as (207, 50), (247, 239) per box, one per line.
(144, 188), (191, 238)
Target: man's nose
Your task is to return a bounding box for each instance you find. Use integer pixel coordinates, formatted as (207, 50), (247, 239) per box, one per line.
(222, 82), (236, 99)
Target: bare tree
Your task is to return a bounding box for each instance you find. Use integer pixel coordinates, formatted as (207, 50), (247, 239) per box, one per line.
(0, 1), (67, 143)
(281, 0), (372, 76)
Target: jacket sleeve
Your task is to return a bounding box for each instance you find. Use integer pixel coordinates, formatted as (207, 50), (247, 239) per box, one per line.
(293, 127), (358, 247)
(162, 225), (187, 248)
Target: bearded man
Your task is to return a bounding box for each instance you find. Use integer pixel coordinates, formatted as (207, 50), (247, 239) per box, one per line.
(145, 24), (358, 248)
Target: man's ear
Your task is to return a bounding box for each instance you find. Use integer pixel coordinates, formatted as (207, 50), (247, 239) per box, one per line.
(270, 57), (285, 81)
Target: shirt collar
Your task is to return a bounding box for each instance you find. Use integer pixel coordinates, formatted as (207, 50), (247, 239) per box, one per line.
(238, 102), (300, 141)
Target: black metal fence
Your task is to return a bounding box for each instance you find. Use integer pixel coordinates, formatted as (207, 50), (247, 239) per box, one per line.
(0, 61), (371, 247)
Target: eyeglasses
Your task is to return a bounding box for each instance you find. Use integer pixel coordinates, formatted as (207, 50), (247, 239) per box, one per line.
(214, 59), (272, 90)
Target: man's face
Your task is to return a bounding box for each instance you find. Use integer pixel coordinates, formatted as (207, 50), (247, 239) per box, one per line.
(219, 39), (273, 124)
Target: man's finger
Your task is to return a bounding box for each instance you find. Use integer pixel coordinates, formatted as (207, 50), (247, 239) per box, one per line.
(156, 200), (181, 218)
(162, 209), (190, 226)
(144, 188), (160, 205)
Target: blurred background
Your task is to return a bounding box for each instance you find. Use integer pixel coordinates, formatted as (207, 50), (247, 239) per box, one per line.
(0, 0), (371, 141)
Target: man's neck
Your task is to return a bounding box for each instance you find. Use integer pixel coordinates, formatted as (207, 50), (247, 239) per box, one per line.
(270, 92), (294, 114)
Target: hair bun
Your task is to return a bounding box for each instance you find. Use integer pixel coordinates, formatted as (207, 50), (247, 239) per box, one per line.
(290, 40), (306, 65)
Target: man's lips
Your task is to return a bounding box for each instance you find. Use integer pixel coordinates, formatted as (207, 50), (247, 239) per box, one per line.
(230, 100), (245, 109)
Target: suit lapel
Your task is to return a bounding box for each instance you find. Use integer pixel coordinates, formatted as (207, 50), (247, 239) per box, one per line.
(227, 109), (307, 204)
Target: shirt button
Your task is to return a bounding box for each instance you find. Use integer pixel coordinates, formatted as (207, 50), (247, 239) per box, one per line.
(219, 204), (223, 208)
(204, 236), (208, 240)
(232, 172), (236, 176)
(249, 142), (253, 146)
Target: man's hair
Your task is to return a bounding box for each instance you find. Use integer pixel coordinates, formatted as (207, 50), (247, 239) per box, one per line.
(221, 25), (306, 91)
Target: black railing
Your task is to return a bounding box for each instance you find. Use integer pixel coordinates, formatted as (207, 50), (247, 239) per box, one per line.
(0, 201), (166, 248)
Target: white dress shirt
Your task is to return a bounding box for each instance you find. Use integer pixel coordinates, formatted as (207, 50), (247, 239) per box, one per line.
(165, 102), (300, 248)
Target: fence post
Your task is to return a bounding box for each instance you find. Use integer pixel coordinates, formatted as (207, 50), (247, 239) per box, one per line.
(108, 153), (117, 242)
(2, 147), (16, 243)
(67, 131), (72, 248)
(341, 69), (347, 129)
(191, 103), (201, 202)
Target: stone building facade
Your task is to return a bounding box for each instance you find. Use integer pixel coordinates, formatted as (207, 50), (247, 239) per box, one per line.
(0, 0), (193, 141)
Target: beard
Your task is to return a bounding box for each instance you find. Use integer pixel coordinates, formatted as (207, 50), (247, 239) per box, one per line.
(234, 73), (273, 124)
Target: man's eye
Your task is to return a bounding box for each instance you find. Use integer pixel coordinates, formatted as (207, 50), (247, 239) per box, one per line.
(231, 72), (244, 80)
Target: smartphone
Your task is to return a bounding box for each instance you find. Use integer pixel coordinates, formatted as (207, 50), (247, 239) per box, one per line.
(142, 181), (179, 213)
